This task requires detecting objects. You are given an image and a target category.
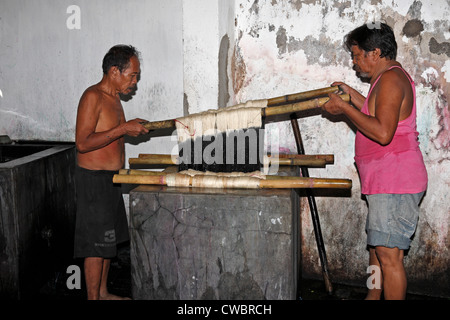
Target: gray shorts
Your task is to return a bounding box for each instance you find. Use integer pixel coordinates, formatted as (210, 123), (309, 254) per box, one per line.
(365, 192), (425, 250)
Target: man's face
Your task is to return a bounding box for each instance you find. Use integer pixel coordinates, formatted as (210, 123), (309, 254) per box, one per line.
(117, 56), (140, 95)
(350, 45), (372, 79)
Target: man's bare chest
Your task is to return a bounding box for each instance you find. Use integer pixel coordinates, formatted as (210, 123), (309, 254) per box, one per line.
(96, 101), (125, 131)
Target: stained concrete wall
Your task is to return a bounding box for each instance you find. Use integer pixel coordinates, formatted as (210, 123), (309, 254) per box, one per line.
(231, 0), (449, 298)
(1, 0), (448, 298)
(129, 186), (299, 300)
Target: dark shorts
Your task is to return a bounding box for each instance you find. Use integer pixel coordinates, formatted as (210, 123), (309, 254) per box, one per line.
(74, 166), (129, 259)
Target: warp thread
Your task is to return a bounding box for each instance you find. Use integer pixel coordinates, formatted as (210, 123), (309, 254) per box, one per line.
(165, 170), (265, 189)
(175, 99), (268, 143)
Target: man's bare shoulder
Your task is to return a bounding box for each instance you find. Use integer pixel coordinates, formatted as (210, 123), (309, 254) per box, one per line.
(78, 85), (109, 117)
(384, 64), (410, 81)
(80, 84), (103, 104)
(377, 67), (412, 96)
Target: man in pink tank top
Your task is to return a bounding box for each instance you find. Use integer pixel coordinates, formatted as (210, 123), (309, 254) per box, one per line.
(323, 23), (427, 300)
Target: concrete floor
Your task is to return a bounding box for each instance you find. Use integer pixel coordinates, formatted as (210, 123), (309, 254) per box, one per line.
(37, 243), (445, 301)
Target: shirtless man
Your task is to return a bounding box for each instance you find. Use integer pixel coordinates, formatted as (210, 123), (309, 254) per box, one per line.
(322, 23), (427, 300)
(74, 45), (149, 300)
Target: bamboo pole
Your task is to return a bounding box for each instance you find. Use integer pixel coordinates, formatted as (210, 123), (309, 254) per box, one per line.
(273, 158), (327, 167)
(275, 154), (334, 164)
(140, 88), (349, 130)
(112, 173), (352, 189)
(267, 86), (339, 106)
(129, 155), (328, 167)
(263, 94), (349, 117)
(138, 154), (174, 159)
(118, 169), (167, 176)
(113, 174), (165, 185)
(130, 157), (176, 165)
(138, 153), (334, 165)
(260, 177), (351, 189)
(138, 153), (334, 162)
(141, 119), (175, 130)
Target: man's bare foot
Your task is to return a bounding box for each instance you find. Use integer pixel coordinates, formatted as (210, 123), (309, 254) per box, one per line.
(365, 289), (382, 300)
(100, 292), (132, 300)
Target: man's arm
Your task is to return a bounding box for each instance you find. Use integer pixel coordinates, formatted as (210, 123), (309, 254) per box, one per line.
(324, 72), (404, 145)
(331, 82), (366, 110)
(75, 90), (148, 153)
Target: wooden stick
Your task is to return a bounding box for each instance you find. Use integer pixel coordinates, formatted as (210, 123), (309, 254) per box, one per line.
(290, 114), (333, 294)
(140, 88), (349, 130)
(112, 173), (352, 189)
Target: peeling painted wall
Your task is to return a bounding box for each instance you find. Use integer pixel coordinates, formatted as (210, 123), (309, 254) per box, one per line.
(232, 0), (449, 297)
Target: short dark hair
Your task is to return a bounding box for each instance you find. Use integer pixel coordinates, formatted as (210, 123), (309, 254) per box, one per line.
(102, 44), (140, 75)
(344, 23), (397, 60)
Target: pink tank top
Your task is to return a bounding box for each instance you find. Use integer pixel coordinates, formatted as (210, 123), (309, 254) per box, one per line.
(354, 66), (427, 195)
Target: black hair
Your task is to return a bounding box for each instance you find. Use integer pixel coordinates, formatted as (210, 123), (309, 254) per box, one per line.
(344, 23), (397, 60)
(102, 44), (140, 75)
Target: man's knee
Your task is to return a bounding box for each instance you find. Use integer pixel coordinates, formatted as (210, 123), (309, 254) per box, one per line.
(375, 246), (404, 267)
